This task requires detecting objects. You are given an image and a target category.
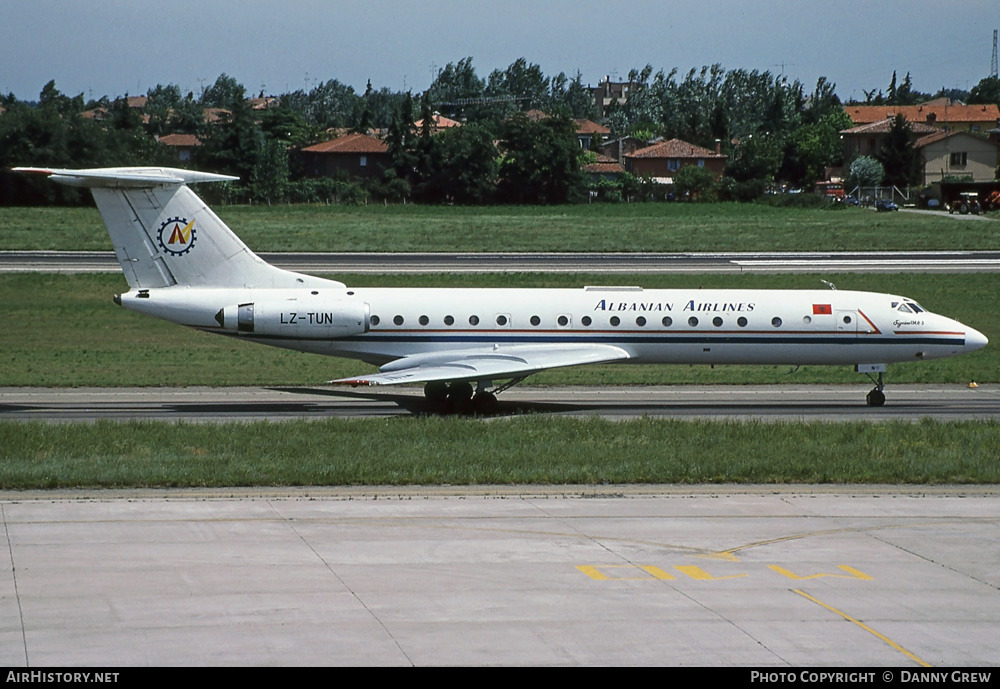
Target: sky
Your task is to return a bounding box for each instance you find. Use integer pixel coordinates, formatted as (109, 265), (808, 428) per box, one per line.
(2, 0), (997, 104)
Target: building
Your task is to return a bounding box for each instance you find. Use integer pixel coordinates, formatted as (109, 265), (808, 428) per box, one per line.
(840, 117), (938, 161)
(413, 113), (462, 134)
(298, 132), (391, 179)
(574, 119), (610, 150)
(582, 154), (624, 182)
(157, 133), (201, 162)
(624, 139), (726, 182)
(844, 103), (1000, 135)
(590, 77), (636, 118)
(914, 130), (1000, 185)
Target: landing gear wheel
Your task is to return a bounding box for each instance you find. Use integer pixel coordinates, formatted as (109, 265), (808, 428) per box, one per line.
(471, 391), (499, 415)
(424, 381), (449, 405)
(446, 381), (475, 413)
(866, 388), (886, 407)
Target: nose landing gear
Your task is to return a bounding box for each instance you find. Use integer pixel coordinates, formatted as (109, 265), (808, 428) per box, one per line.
(856, 364), (887, 407)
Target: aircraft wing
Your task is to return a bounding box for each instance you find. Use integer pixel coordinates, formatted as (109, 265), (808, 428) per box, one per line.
(331, 343), (630, 386)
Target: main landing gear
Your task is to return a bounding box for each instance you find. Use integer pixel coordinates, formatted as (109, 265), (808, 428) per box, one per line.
(423, 378), (523, 415)
(856, 364), (887, 407)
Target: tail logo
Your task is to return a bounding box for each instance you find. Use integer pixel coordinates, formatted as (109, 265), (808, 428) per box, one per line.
(157, 217), (197, 255)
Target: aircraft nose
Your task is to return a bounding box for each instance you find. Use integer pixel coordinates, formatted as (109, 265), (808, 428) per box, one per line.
(965, 326), (988, 352)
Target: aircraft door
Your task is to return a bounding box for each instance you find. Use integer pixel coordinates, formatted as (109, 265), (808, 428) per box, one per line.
(836, 311), (858, 333)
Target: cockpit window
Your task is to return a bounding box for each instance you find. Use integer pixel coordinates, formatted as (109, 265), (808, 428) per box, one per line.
(894, 300), (926, 314)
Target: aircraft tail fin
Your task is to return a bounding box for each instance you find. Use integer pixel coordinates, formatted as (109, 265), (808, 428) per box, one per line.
(14, 167), (335, 290)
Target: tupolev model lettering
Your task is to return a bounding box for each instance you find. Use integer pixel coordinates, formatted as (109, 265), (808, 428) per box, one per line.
(593, 300), (756, 312)
(15, 166), (988, 412)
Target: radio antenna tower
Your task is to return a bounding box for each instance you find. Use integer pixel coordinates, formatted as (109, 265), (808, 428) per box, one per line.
(992, 29), (998, 78)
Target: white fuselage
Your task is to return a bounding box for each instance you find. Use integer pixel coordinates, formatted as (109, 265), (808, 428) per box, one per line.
(118, 283), (987, 370)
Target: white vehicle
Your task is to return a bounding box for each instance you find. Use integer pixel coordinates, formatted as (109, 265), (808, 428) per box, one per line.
(17, 166), (988, 410)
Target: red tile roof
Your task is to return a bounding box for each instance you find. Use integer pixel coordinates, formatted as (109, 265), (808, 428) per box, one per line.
(158, 134), (201, 147)
(584, 162), (625, 174)
(627, 138), (724, 159)
(301, 132), (389, 154)
(414, 114), (462, 129)
(841, 119), (938, 135)
(846, 104), (1000, 125)
(575, 119), (610, 135)
(914, 129), (1000, 149)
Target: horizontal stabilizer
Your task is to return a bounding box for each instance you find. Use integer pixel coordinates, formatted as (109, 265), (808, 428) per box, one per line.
(331, 344), (630, 386)
(13, 166), (238, 188)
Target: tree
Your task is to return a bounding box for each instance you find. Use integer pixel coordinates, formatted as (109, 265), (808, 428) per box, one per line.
(782, 110), (852, 187)
(200, 74), (244, 108)
(673, 164), (717, 201)
(969, 76), (1000, 106)
(849, 155), (885, 188)
(877, 114), (920, 187)
(725, 133), (783, 183)
(497, 113), (585, 204)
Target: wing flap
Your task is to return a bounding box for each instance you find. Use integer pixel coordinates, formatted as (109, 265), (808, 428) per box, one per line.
(331, 344), (630, 386)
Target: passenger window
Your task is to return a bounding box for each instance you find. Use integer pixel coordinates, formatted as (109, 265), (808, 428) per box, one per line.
(393, 315), (404, 326)
(712, 317), (723, 327)
(771, 317), (782, 327)
(636, 316), (646, 327)
(469, 315), (480, 326)
(737, 317), (748, 327)
(581, 315), (592, 326)
(610, 316), (620, 326)
(371, 315), (380, 326)
(558, 315), (569, 327)
(418, 315), (429, 326)
(530, 315), (541, 326)
(444, 315), (454, 326)
(688, 317), (699, 327)
(662, 316), (672, 327)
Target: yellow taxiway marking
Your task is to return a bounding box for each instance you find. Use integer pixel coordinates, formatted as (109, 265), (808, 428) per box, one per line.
(674, 565), (748, 581)
(793, 589), (931, 667)
(770, 565), (874, 580)
(576, 565), (675, 580)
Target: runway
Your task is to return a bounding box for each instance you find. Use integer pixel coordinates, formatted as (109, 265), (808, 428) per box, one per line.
(1, 384), (996, 422)
(3, 250), (1000, 274)
(1, 486), (997, 666)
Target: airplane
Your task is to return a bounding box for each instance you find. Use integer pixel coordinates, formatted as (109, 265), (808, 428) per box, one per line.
(15, 166), (988, 412)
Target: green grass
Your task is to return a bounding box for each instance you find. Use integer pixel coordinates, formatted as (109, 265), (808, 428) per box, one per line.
(2, 202), (998, 252)
(0, 272), (995, 387)
(1, 417), (998, 489)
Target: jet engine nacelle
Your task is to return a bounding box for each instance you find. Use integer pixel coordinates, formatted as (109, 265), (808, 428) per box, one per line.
(217, 300), (370, 338)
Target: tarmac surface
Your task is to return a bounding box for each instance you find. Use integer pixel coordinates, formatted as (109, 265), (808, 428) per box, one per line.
(2, 384), (996, 423)
(1, 486), (998, 666)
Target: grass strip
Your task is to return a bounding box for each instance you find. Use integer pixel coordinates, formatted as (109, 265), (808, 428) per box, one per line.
(1, 417), (998, 489)
(3, 203), (997, 252)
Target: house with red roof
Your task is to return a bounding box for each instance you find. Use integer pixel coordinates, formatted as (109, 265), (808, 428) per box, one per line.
(574, 119), (610, 150)
(157, 133), (201, 162)
(840, 118), (938, 161)
(845, 103), (1000, 135)
(299, 132), (391, 180)
(624, 139), (726, 182)
(413, 113), (462, 134)
(914, 130), (1000, 185)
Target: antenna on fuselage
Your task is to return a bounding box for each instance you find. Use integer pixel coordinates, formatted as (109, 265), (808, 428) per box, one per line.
(821, 280), (837, 291)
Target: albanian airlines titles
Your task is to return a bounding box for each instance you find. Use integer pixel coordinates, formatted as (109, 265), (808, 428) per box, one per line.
(594, 300), (755, 313)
